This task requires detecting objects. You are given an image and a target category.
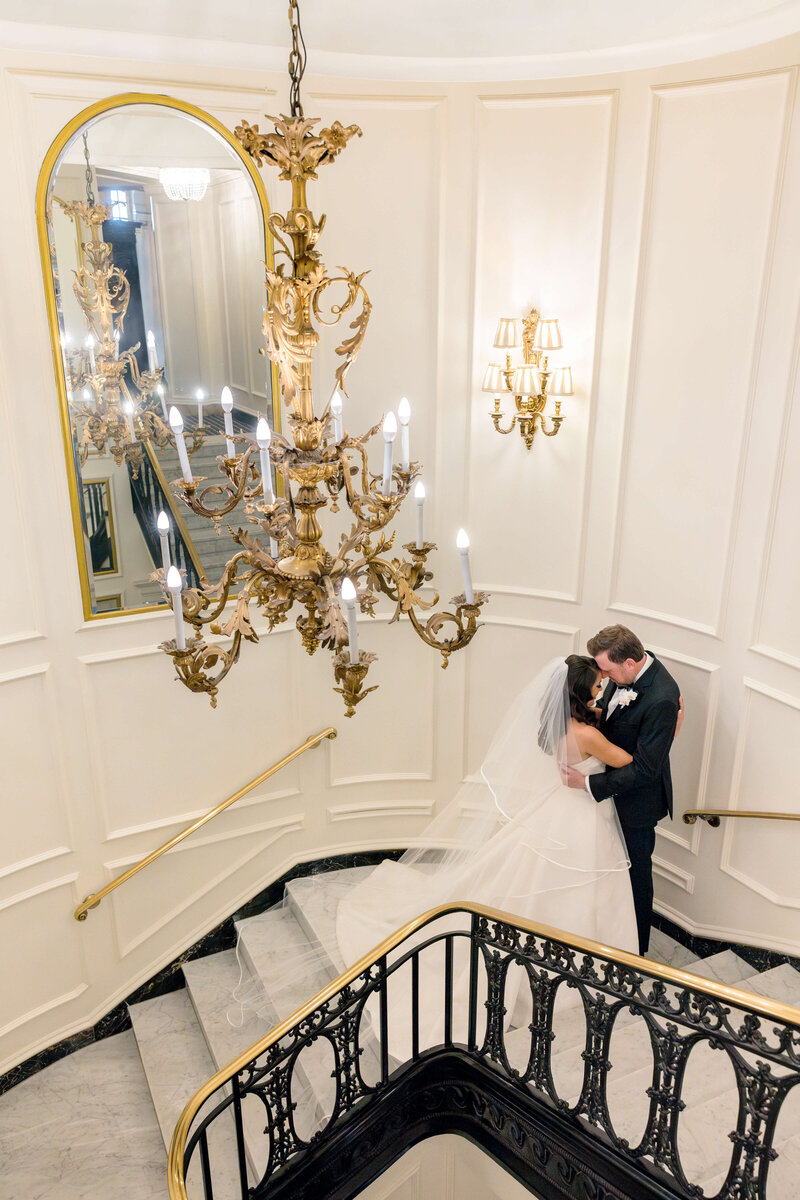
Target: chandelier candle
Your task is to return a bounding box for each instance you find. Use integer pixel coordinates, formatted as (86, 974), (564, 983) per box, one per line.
(340, 578), (359, 664)
(123, 400), (137, 442)
(382, 412), (397, 495)
(398, 396), (411, 469)
(220, 386), (236, 458)
(157, 384), (167, 421)
(85, 335), (96, 373)
(169, 407), (193, 483)
(113, 329), (120, 359)
(146, 330), (158, 373)
(196, 390), (204, 428)
(331, 390), (344, 441)
(256, 418), (279, 556)
(157, 510), (171, 576)
(166, 566), (186, 650)
(456, 528), (475, 603)
(414, 480), (426, 549)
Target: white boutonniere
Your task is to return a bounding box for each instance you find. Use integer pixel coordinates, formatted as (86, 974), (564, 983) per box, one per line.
(616, 687), (638, 708)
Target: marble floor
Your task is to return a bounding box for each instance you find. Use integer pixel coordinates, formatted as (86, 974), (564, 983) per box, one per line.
(0, 1030), (166, 1200)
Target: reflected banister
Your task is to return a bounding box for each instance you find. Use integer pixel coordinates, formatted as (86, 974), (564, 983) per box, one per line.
(683, 808), (800, 827)
(72, 726), (336, 922)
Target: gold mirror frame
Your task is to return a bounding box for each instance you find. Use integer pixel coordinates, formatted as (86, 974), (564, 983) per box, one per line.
(36, 92), (280, 621)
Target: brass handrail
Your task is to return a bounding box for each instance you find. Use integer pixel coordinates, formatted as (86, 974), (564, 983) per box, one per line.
(684, 808), (800, 827)
(73, 727), (337, 922)
(166, 899), (800, 1200)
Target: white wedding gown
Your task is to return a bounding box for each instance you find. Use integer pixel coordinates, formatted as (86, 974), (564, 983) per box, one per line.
(334, 753), (638, 1059)
(337, 756), (637, 968)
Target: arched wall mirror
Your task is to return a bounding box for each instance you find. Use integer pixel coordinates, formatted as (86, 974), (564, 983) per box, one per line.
(37, 94), (279, 619)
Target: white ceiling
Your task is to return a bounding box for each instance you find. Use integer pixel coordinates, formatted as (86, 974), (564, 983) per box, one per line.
(3, 0), (800, 80)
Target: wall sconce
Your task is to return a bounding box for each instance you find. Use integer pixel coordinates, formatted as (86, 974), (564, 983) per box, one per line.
(483, 309), (574, 450)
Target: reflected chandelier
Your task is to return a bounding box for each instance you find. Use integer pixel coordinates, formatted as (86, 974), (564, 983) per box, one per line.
(56, 135), (205, 478)
(157, 0), (489, 715)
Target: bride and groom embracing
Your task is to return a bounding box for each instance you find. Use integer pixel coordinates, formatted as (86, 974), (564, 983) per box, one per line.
(336, 624), (682, 968)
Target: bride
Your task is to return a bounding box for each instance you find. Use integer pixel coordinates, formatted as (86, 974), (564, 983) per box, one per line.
(337, 655), (646, 971)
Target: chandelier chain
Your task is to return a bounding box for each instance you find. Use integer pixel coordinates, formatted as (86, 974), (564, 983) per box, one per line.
(287, 0), (307, 118)
(82, 132), (95, 207)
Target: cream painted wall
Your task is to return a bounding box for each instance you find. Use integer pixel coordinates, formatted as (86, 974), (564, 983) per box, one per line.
(2, 33), (800, 1075)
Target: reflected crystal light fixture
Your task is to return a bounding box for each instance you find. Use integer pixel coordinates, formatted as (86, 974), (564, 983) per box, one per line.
(159, 167), (211, 202)
(155, 0), (489, 715)
(483, 309), (574, 450)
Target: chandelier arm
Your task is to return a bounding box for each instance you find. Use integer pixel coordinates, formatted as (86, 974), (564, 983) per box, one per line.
(176, 445), (261, 522)
(160, 631), (243, 708)
(404, 594), (488, 666)
(538, 414), (565, 438)
(490, 412), (518, 436)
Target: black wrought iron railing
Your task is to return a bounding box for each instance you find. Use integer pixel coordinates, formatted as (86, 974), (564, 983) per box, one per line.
(168, 904), (800, 1200)
(128, 442), (202, 589)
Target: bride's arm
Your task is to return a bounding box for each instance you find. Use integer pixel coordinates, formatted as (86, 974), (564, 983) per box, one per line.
(574, 722), (633, 768)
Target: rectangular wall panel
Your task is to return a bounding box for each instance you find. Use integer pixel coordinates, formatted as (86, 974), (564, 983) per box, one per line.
(0, 668), (72, 877)
(80, 635), (299, 838)
(463, 620), (578, 778)
(611, 73), (791, 633)
(722, 681), (800, 907)
(471, 92), (615, 599)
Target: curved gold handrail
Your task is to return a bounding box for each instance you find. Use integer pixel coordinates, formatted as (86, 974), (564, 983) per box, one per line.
(73, 727), (337, 922)
(684, 809), (800, 827)
(167, 899), (800, 1200)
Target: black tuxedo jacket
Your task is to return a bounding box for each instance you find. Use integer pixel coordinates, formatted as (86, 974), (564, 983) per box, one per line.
(588, 654), (679, 830)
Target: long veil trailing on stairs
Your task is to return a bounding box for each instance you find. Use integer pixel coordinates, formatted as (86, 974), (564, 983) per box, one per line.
(225, 658), (637, 1121)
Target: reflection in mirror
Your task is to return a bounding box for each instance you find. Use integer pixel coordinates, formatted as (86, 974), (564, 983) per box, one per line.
(42, 100), (277, 617)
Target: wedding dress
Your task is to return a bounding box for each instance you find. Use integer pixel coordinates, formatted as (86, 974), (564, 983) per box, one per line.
(229, 660), (637, 1065)
(333, 659), (639, 1057)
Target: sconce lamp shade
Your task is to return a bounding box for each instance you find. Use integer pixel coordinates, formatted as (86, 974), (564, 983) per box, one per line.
(481, 363), (506, 393)
(513, 364), (542, 396)
(493, 318), (522, 348)
(549, 366), (574, 395)
(533, 318), (562, 351)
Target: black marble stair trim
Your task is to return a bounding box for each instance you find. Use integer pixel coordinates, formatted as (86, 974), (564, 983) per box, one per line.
(651, 908), (800, 975)
(0, 849), (402, 1098)
(4, 850), (798, 1098)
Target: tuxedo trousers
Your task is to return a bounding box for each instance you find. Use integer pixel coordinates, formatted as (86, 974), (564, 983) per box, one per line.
(620, 825), (656, 956)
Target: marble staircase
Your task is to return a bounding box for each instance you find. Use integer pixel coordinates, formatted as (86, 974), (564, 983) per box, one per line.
(5, 865), (800, 1200)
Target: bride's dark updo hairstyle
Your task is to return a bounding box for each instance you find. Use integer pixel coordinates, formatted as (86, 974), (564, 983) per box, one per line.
(566, 654), (601, 728)
(538, 654), (600, 753)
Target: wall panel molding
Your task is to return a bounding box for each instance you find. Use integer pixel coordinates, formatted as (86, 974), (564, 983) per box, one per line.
(608, 70), (794, 635)
(327, 800), (435, 823)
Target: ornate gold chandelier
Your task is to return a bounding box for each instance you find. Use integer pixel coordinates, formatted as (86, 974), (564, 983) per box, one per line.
(56, 136), (204, 479)
(157, 0), (489, 715)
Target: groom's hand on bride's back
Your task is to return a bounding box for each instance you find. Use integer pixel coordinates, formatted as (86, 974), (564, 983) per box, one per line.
(560, 764), (587, 789)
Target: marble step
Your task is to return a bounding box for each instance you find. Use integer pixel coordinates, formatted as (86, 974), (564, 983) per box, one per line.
(183, 949), (275, 1184)
(285, 866), (375, 976)
(235, 907), (341, 1135)
(128, 989), (248, 1200)
(646, 927), (700, 970)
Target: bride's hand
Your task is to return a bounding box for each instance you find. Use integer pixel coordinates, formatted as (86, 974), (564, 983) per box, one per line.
(675, 695), (685, 737)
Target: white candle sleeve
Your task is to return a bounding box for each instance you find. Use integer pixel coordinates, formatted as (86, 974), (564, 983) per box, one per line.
(456, 529), (474, 603)
(414, 480), (426, 549)
(125, 405), (136, 442)
(270, 536), (279, 558)
(341, 578), (359, 664)
(256, 418), (275, 503)
(166, 566), (186, 650)
(382, 441), (393, 495)
(146, 330), (157, 372)
(169, 408), (193, 483)
(157, 512), (171, 576)
(220, 386), (236, 457)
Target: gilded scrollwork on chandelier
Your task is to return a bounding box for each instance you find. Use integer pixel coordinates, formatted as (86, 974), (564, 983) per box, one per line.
(157, 0), (488, 715)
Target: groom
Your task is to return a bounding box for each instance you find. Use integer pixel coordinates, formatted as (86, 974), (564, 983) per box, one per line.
(563, 625), (680, 956)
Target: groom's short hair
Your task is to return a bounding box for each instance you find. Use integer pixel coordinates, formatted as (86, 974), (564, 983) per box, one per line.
(587, 625), (645, 664)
